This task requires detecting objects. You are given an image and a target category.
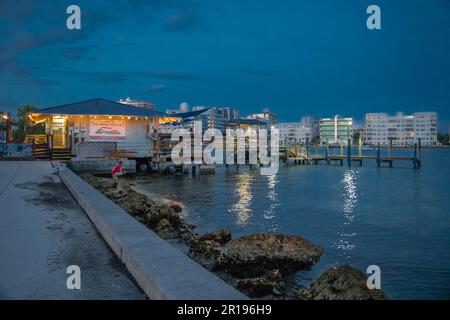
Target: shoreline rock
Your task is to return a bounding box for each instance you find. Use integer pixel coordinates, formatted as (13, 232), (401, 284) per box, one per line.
(80, 174), (196, 243)
(236, 269), (285, 298)
(216, 232), (323, 278)
(296, 264), (388, 300)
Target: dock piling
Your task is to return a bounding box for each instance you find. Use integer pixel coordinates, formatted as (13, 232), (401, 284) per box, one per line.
(347, 138), (351, 167)
(388, 139), (393, 158)
(358, 135), (362, 157)
(376, 143), (381, 167)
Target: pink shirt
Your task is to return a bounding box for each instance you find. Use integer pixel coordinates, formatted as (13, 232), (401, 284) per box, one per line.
(111, 164), (122, 175)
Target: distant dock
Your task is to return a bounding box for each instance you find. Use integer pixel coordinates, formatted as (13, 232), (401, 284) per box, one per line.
(282, 138), (423, 169)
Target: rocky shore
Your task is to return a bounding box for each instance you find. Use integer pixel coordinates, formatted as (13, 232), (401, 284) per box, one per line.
(80, 174), (387, 300)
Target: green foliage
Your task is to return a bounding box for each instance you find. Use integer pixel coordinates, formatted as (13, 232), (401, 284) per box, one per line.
(437, 133), (450, 145)
(13, 105), (45, 140)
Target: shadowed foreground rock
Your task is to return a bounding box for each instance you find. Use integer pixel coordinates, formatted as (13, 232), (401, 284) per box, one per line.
(217, 232), (323, 278)
(81, 174), (195, 242)
(296, 264), (388, 300)
(236, 269), (285, 298)
(198, 228), (232, 245)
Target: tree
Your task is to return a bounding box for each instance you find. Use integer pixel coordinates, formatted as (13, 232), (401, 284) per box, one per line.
(353, 131), (361, 145)
(437, 133), (450, 146)
(13, 105), (45, 140)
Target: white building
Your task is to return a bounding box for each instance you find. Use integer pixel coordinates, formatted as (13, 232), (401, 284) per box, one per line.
(248, 108), (278, 125)
(319, 116), (353, 145)
(365, 112), (438, 146)
(118, 97), (155, 110)
(274, 120), (313, 145)
(221, 107), (240, 122)
(167, 102), (190, 114)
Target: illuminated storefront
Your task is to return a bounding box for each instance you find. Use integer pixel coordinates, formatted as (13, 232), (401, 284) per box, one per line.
(29, 98), (178, 158)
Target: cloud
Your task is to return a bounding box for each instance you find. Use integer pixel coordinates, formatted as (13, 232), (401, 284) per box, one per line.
(34, 68), (200, 83)
(163, 10), (201, 32)
(94, 72), (129, 83)
(136, 70), (201, 80)
(145, 84), (169, 92)
(241, 65), (303, 77)
(4, 78), (59, 86)
(62, 45), (96, 61)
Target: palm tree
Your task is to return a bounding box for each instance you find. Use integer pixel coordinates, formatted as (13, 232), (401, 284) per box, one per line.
(14, 105), (44, 140)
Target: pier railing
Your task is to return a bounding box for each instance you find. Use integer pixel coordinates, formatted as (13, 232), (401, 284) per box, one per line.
(285, 138), (422, 169)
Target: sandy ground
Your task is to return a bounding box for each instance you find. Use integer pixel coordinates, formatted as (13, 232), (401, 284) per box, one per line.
(0, 161), (145, 299)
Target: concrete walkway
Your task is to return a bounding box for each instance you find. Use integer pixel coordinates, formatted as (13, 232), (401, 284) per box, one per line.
(0, 161), (145, 299)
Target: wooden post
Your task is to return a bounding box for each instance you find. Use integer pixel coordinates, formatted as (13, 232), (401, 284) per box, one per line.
(376, 143), (381, 167)
(305, 138), (310, 164)
(325, 139), (330, 164)
(388, 138), (393, 158)
(358, 134), (362, 157)
(340, 141), (344, 156)
(6, 112), (13, 143)
(347, 138), (351, 166)
(418, 138), (422, 159)
(136, 160), (141, 173)
(413, 143), (418, 168)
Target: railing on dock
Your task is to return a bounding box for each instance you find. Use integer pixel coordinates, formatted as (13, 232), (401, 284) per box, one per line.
(286, 138), (422, 169)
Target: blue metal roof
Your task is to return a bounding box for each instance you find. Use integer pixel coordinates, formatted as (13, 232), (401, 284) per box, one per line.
(169, 108), (210, 119)
(228, 118), (268, 126)
(36, 98), (167, 117)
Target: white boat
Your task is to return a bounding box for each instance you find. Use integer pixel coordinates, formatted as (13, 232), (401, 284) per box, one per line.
(361, 145), (376, 151)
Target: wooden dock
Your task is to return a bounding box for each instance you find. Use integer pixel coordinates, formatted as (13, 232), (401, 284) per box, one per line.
(286, 138), (423, 169)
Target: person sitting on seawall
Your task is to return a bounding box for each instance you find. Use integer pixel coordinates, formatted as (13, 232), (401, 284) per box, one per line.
(111, 161), (126, 179)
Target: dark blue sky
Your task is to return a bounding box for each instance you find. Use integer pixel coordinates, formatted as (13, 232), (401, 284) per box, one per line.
(1, 0), (449, 131)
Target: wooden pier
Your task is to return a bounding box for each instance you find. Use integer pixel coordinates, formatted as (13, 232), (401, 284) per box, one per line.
(286, 138), (422, 169)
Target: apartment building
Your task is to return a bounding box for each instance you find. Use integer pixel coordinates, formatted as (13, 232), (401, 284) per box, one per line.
(221, 107), (240, 122)
(247, 109), (279, 126)
(319, 116), (353, 145)
(365, 112), (437, 146)
(118, 97), (155, 110)
(274, 118), (314, 145)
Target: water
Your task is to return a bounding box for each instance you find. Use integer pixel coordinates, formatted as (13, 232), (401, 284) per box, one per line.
(132, 148), (450, 299)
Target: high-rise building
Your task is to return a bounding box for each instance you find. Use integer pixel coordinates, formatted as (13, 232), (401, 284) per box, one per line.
(118, 97), (155, 110)
(247, 108), (278, 126)
(365, 112), (437, 146)
(191, 107), (225, 132)
(274, 118), (313, 145)
(319, 116), (353, 145)
(221, 107), (240, 122)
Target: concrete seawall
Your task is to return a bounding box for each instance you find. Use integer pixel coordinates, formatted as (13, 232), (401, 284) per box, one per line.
(58, 167), (247, 300)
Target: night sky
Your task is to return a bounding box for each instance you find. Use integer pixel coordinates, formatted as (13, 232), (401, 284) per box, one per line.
(1, 0), (449, 131)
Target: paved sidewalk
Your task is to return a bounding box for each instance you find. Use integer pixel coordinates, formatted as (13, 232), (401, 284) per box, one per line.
(0, 161), (145, 299)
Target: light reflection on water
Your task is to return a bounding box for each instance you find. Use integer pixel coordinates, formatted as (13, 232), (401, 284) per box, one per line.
(263, 174), (280, 231)
(333, 169), (359, 258)
(230, 173), (253, 225)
